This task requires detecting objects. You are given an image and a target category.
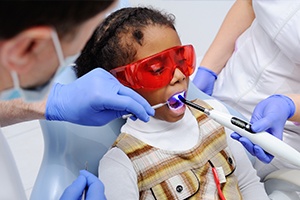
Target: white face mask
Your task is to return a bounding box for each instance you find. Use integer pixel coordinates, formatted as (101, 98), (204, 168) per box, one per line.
(0, 30), (79, 102)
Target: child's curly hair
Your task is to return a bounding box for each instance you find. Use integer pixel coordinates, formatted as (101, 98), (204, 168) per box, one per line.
(74, 7), (176, 78)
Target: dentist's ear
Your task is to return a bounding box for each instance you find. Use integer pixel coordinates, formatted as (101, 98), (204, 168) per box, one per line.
(0, 26), (53, 73)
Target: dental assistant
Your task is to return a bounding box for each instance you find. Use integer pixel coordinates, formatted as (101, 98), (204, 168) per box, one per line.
(0, 1), (154, 199)
(193, 0), (300, 178)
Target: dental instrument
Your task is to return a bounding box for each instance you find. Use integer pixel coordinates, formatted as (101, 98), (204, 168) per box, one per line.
(82, 161), (89, 199)
(122, 102), (168, 119)
(178, 95), (300, 167)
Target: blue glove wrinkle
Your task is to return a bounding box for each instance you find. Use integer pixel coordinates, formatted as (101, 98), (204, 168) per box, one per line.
(192, 66), (217, 96)
(273, 94), (296, 118)
(230, 132), (241, 140)
(239, 136), (255, 156)
(253, 145), (274, 164)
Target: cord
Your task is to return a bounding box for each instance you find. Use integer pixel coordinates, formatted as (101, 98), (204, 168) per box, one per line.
(208, 160), (226, 200)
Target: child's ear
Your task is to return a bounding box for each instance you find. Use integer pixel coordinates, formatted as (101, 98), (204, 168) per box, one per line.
(0, 26), (53, 73)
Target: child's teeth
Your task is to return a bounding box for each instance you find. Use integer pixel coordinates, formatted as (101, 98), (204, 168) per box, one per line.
(168, 99), (183, 110)
(167, 92), (185, 110)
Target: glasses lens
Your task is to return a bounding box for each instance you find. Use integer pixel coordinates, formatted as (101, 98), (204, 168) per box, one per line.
(136, 54), (173, 89)
(175, 45), (195, 76)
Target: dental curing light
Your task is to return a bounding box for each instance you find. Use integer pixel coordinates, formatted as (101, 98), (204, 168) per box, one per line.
(178, 95), (300, 167)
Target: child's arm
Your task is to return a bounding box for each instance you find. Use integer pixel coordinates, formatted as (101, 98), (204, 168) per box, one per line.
(98, 147), (139, 200)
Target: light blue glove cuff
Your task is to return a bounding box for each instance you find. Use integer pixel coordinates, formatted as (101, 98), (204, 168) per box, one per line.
(45, 83), (62, 121)
(271, 94), (296, 119)
(198, 66), (218, 80)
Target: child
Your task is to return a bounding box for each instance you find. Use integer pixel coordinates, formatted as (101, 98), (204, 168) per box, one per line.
(74, 7), (269, 200)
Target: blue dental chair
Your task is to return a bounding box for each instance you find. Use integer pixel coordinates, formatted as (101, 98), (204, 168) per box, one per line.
(30, 67), (300, 200)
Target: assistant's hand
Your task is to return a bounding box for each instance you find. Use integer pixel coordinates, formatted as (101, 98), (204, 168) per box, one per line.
(60, 170), (106, 200)
(231, 132), (274, 163)
(192, 66), (217, 96)
(45, 68), (154, 126)
(231, 94), (295, 163)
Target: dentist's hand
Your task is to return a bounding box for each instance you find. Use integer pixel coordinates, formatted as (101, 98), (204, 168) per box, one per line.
(46, 68), (154, 126)
(192, 66), (217, 96)
(231, 94), (295, 163)
(60, 170), (106, 200)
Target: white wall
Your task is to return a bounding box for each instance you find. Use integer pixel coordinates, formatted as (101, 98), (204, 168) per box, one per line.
(128, 0), (234, 58)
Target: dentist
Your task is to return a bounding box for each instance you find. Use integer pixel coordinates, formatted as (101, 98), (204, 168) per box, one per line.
(0, 1), (154, 199)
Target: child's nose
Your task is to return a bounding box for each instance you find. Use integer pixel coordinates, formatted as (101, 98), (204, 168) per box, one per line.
(170, 68), (186, 85)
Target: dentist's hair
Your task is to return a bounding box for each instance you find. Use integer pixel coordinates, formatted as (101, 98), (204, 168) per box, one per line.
(0, 1), (115, 39)
(74, 7), (176, 78)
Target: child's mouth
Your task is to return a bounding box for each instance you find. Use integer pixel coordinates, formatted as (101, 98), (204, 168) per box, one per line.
(167, 92), (185, 110)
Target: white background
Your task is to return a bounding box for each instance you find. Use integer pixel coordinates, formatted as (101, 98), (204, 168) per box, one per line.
(129, 0), (234, 57)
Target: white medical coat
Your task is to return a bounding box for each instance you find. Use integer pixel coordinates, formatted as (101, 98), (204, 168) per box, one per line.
(213, 0), (300, 178)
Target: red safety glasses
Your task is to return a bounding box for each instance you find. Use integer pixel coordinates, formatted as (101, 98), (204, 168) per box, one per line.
(110, 45), (196, 90)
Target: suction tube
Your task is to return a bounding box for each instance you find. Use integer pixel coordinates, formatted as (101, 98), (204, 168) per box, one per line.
(178, 95), (300, 167)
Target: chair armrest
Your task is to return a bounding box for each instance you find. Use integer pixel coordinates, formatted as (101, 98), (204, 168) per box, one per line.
(264, 169), (300, 200)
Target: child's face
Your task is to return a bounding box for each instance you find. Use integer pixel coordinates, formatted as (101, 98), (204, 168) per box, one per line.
(134, 25), (190, 122)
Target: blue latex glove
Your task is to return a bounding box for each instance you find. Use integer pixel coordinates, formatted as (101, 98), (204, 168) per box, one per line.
(231, 94), (295, 163)
(60, 170), (106, 200)
(192, 66), (217, 96)
(46, 68), (154, 126)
